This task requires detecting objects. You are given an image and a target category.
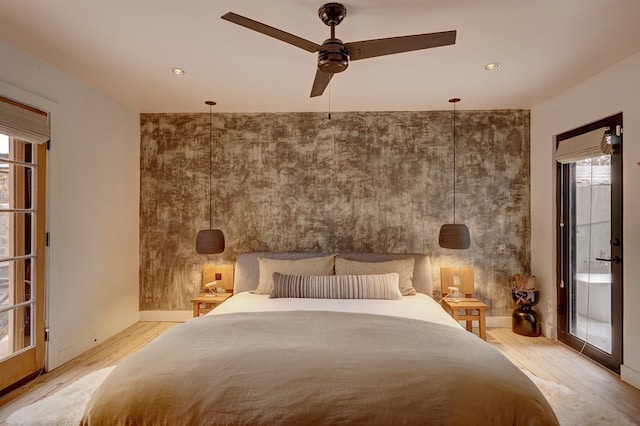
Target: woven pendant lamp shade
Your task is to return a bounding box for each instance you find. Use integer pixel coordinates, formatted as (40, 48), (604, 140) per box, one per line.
(196, 229), (225, 254)
(438, 223), (471, 249)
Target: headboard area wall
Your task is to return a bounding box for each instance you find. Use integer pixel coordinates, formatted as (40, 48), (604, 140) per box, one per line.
(139, 110), (531, 316)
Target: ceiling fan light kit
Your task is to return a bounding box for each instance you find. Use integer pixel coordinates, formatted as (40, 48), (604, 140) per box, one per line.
(221, 3), (456, 98)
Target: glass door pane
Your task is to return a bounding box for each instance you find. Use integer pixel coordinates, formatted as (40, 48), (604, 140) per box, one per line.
(0, 135), (36, 362)
(0, 132), (46, 392)
(571, 155), (611, 353)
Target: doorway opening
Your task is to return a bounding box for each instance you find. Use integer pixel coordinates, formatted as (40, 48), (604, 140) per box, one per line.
(556, 113), (622, 373)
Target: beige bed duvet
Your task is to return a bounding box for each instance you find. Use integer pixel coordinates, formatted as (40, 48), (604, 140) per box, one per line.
(81, 309), (557, 425)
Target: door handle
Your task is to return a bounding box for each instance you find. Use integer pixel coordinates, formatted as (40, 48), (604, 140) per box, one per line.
(596, 256), (621, 264)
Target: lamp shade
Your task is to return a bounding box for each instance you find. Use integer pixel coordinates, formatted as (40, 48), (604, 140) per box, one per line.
(438, 224), (471, 249)
(196, 229), (225, 254)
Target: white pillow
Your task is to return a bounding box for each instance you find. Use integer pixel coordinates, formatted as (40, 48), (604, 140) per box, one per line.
(335, 257), (416, 296)
(254, 255), (336, 295)
(271, 273), (402, 300)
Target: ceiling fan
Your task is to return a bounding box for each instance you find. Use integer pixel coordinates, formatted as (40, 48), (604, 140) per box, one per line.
(221, 3), (456, 98)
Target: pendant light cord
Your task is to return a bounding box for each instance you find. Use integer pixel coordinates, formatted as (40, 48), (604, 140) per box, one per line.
(453, 101), (457, 224)
(449, 98), (460, 224)
(206, 101), (215, 229)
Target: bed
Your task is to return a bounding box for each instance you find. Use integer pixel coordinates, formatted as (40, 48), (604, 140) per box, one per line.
(81, 252), (558, 425)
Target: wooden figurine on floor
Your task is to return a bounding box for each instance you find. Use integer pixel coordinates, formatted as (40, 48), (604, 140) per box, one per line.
(512, 274), (541, 337)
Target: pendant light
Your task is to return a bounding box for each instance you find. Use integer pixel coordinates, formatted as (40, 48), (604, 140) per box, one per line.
(438, 98), (470, 249)
(196, 101), (225, 254)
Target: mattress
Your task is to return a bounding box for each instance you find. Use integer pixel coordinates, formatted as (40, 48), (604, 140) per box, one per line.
(210, 291), (462, 329)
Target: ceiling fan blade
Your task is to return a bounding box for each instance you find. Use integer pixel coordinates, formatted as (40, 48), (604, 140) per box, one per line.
(310, 69), (334, 97)
(346, 30), (456, 61)
(221, 12), (321, 53)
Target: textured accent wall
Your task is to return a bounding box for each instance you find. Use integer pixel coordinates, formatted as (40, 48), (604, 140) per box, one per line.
(140, 110), (531, 316)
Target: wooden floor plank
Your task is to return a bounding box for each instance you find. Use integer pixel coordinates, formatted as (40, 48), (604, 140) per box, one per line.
(0, 325), (639, 424)
(0, 321), (178, 422)
(487, 328), (640, 422)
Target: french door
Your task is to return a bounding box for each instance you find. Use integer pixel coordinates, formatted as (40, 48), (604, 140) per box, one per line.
(556, 113), (622, 373)
(0, 134), (46, 392)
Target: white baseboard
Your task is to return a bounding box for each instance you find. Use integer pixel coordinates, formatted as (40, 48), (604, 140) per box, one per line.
(139, 310), (191, 322)
(48, 311), (139, 371)
(454, 316), (510, 329)
(486, 316), (511, 328)
(621, 364), (640, 390)
(486, 316), (557, 339)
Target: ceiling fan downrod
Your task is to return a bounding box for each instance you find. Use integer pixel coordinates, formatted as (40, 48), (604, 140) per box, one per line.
(317, 3), (349, 73)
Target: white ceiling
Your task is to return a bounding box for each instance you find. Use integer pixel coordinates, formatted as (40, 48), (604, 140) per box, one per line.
(1, 0), (639, 114)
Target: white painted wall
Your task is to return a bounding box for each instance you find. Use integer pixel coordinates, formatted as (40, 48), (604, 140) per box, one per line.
(0, 39), (140, 370)
(531, 52), (640, 388)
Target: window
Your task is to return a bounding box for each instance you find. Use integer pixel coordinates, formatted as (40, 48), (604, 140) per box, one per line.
(0, 96), (48, 392)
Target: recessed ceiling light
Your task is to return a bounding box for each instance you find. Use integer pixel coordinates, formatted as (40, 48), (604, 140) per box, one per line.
(484, 62), (500, 71)
(171, 68), (186, 75)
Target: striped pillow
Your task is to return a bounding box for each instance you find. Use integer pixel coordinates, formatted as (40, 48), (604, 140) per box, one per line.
(270, 272), (402, 300)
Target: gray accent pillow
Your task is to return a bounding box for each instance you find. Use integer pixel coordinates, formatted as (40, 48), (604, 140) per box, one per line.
(253, 254), (336, 295)
(271, 272), (402, 300)
(335, 257), (416, 296)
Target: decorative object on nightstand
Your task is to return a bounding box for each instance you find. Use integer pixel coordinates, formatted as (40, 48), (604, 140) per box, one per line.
(511, 274), (541, 337)
(204, 281), (219, 296)
(440, 267), (488, 340)
(195, 100), (225, 254)
(440, 267), (474, 297)
(202, 264), (234, 294)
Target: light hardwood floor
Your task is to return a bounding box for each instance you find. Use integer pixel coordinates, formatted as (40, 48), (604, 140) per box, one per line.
(488, 327), (640, 423)
(1, 324), (639, 424)
(0, 321), (178, 424)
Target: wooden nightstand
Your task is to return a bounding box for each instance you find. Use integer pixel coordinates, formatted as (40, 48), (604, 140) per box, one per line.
(441, 297), (488, 340)
(191, 293), (232, 317)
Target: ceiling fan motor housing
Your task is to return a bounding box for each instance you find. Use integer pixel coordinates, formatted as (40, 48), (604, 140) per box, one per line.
(318, 38), (349, 73)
